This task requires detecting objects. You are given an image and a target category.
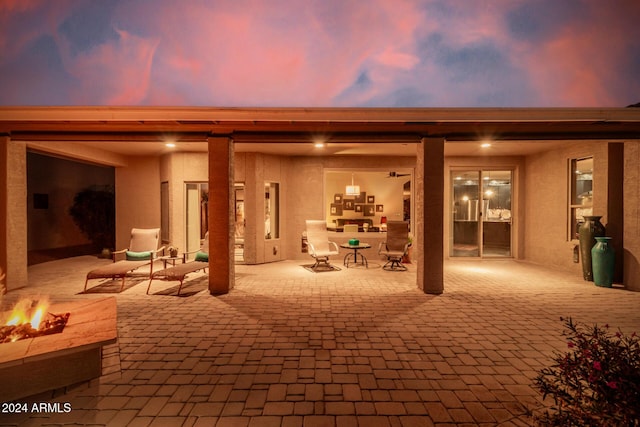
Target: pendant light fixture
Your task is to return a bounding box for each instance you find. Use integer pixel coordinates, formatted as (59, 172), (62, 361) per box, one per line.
(345, 173), (360, 196)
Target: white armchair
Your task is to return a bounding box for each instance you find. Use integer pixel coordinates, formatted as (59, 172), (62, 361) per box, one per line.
(305, 220), (340, 271)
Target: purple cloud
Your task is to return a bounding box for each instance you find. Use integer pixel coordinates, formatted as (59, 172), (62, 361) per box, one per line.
(0, 0), (638, 107)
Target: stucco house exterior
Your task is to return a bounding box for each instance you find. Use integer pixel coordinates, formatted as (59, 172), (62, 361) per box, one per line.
(1, 107), (639, 295)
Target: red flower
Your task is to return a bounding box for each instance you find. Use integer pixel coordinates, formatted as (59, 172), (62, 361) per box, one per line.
(593, 361), (602, 371)
(606, 381), (618, 389)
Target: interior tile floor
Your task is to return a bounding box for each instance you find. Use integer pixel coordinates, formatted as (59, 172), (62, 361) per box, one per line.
(1, 256), (639, 426)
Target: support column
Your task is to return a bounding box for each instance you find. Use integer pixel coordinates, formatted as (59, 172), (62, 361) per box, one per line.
(1, 136), (28, 293)
(608, 142), (624, 283)
(417, 137), (444, 294)
(207, 136), (234, 295)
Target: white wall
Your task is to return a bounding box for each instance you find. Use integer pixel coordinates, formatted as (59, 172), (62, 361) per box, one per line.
(524, 141), (610, 273)
(115, 156), (161, 250)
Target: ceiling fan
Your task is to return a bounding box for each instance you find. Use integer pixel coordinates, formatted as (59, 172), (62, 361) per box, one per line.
(387, 171), (410, 178)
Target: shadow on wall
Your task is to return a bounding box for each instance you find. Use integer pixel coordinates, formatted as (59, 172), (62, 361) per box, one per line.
(623, 249), (640, 292)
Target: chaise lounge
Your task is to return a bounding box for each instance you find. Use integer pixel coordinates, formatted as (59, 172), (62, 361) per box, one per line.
(84, 228), (164, 292)
(146, 233), (209, 295)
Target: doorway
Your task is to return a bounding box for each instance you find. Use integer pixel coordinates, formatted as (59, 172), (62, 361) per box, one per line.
(185, 182), (209, 255)
(451, 170), (512, 257)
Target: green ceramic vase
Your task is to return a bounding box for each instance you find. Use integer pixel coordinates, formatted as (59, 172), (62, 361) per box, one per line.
(578, 216), (605, 281)
(591, 236), (615, 287)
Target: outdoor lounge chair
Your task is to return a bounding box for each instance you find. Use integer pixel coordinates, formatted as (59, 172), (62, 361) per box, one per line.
(378, 221), (410, 271)
(305, 220), (340, 271)
(147, 233), (209, 295)
(84, 228), (164, 292)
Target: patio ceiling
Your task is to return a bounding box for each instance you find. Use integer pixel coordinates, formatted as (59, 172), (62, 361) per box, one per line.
(1, 107), (639, 158)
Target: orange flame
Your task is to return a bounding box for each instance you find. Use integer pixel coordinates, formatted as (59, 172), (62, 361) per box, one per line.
(4, 298), (50, 330)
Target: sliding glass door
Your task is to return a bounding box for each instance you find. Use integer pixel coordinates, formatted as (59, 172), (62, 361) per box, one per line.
(452, 171), (481, 256)
(451, 170), (512, 258)
(481, 171), (512, 257)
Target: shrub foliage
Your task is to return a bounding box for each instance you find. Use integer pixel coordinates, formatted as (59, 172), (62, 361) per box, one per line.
(68, 186), (115, 250)
(535, 317), (640, 426)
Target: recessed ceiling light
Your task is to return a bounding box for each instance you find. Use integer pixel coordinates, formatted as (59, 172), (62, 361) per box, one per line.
(314, 142), (325, 148)
(166, 143), (176, 148)
(481, 143), (491, 148)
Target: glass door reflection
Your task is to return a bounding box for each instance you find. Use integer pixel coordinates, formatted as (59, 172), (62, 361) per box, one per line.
(452, 171), (480, 257)
(481, 171), (512, 257)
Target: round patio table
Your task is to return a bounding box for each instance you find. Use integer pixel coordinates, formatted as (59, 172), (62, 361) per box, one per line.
(340, 242), (372, 268)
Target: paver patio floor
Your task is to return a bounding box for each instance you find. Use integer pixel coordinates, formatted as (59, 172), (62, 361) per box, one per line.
(1, 256), (639, 426)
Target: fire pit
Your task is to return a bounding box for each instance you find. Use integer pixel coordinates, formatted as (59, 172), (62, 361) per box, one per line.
(0, 298), (117, 402)
(1, 298), (70, 343)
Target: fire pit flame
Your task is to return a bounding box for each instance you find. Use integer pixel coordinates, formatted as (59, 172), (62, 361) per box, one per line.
(1, 298), (70, 344)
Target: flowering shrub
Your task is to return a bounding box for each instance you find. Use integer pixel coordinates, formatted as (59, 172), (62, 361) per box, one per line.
(535, 317), (640, 426)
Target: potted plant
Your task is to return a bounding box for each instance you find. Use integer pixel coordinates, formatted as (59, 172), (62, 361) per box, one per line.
(69, 185), (115, 258)
(402, 234), (413, 263)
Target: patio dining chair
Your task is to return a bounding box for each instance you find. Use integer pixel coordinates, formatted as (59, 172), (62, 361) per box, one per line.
(378, 221), (410, 271)
(305, 220), (340, 271)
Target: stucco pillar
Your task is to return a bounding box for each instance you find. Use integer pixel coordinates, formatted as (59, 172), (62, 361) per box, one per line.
(1, 136), (28, 292)
(607, 143), (624, 283)
(623, 141), (640, 291)
(417, 137), (444, 294)
(207, 136), (234, 295)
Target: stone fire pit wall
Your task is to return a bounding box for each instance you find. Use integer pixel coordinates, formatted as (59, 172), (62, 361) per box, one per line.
(0, 297), (118, 402)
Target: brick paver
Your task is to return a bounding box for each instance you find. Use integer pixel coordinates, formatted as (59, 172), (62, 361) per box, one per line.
(1, 256), (639, 426)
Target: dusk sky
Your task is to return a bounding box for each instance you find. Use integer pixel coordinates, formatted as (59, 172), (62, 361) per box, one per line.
(1, 0), (639, 107)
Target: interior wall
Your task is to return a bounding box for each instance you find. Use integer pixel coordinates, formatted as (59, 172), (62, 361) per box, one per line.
(286, 156), (415, 260)
(324, 171), (407, 226)
(624, 141), (640, 291)
(27, 152), (115, 251)
(115, 156), (161, 250)
(524, 141), (610, 275)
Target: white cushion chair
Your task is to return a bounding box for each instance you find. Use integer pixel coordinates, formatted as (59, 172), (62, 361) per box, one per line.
(305, 220), (340, 271)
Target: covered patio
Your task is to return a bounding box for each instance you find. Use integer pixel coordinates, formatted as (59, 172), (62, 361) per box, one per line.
(2, 107), (640, 297)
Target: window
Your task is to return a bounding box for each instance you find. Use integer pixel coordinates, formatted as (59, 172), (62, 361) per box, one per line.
(185, 182), (209, 253)
(264, 182), (279, 239)
(160, 182), (169, 242)
(569, 157), (593, 239)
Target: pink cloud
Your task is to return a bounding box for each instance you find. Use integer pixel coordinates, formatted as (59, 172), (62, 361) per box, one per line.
(1, 0), (637, 106)
(55, 28), (159, 104)
(520, 3), (640, 106)
(111, 0), (426, 106)
(0, 0), (72, 60)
